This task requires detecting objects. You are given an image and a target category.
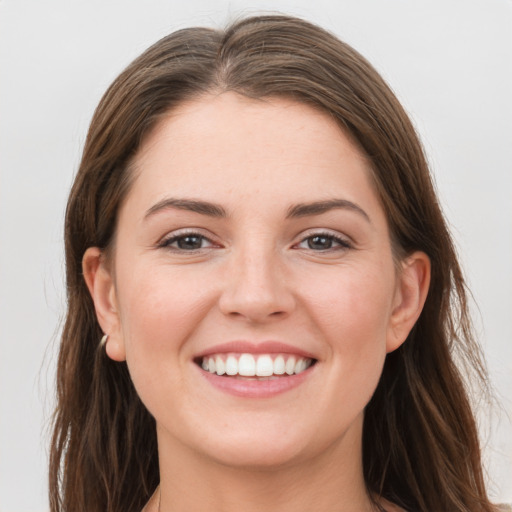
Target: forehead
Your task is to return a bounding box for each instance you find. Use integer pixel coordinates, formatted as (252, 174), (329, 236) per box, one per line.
(123, 92), (383, 222)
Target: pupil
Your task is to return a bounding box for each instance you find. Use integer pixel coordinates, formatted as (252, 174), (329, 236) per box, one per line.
(178, 235), (202, 249)
(308, 235), (331, 250)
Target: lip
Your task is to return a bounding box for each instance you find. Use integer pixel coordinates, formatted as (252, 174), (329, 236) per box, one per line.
(196, 340), (317, 359)
(194, 341), (318, 398)
(196, 362), (316, 398)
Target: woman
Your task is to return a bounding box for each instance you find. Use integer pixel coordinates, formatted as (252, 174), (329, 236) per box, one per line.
(49, 14), (499, 512)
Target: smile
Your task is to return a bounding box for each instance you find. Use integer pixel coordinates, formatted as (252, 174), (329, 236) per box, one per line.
(200, 353), (314, 378)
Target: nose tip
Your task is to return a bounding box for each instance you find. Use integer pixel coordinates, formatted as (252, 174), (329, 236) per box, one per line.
(218, 254), (295, 323)
(221, 294), (290, 322)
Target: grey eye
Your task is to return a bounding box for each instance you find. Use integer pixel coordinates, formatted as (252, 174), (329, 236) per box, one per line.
(174, 235), (206, 250)
(307, 235), (335, 250)
(296, 233), (351, 252)
(161, 233), (215, 251)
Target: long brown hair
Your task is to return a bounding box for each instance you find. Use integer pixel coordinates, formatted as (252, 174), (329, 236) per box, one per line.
(50, 15), (497, 512)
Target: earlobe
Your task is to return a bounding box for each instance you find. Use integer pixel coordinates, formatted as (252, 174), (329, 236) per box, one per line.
(386, 251), (431, 353)
(82, 247), (126, 362)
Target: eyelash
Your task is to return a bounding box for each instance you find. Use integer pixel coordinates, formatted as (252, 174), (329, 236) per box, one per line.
(158, 231), (218, 252)
(294, 232), (352, 252)
(158, 230), (352, 253)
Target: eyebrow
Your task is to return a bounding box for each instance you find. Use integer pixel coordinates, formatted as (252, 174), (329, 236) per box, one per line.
(286, 199), (371, 222)
(144, 197), (370, 223)
(144, 198), (227, 219)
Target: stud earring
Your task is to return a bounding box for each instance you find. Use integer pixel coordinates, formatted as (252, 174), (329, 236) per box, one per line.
(99, 334), (108, 348)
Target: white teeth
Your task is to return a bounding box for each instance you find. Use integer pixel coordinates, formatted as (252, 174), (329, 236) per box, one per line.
(285, 356), (296, 375)
(273, 355), (285, 375)
(238, 354), (256, 376)
(215, 356), (225, 375)
(200, 353), (313, 378)
(294, 358), (306, 374)
(256, 354), (274, 377)
(225, 355), (238, 376)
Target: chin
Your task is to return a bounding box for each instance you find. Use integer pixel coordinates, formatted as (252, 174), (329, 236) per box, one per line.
(204, 438), (309, 470)
(192, 417), (346, 471)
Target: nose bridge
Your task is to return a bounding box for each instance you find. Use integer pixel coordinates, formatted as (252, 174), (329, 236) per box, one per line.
(219, 235), (294, 321)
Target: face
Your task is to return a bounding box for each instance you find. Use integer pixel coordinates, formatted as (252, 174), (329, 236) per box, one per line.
(86, 92), (428, 471)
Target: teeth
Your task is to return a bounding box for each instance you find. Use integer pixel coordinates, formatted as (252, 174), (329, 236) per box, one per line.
(239, 354), (256, 376)
(285, 356), (296, 375)
(256, 355), (274, 377)
(273, 355), (285, 375)
(295, 358), (306, 374)
(215, 356), (225, 375)
(226, 355), (238, 376)
(200, 353), (313, 377)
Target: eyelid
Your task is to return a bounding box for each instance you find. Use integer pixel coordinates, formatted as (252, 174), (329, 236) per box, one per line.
(293, 229), (353, 250)
(156, 228), (221, 250)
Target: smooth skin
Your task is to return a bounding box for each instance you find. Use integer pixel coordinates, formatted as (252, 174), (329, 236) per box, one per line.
(83, 93), (430, 512)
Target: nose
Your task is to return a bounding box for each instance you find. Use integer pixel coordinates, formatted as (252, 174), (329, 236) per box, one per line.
(218, 246), (296, 323)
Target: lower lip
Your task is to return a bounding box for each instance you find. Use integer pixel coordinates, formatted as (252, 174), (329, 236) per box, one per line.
(197, 365), (315, 398)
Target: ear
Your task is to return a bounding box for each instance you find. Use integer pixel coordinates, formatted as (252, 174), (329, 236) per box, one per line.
(386, 251), (431, 353)
(82, 247), (126, 361)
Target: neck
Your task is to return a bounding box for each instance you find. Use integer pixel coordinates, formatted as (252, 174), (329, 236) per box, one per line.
(156, 416), (376, 512)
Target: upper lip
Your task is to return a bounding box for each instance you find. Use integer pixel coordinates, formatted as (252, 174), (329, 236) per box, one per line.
(196, 341), (317, 360)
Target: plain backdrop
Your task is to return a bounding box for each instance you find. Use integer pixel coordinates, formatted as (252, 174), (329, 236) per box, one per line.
(0, 0), (511, 510)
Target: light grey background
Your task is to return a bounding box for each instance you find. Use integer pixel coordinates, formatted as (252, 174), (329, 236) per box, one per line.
(0, 1), (510, 510)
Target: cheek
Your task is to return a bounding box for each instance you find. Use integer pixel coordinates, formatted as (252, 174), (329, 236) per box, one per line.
(306, 263), (395, 342)
(115, 264), (215, 370)
(114, 268), (217, 418)
(302, 263), (395, 391)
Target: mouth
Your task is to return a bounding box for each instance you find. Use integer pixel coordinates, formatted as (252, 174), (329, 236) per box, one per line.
(194, 341), (318, 397)
(195, 353), (316, 380)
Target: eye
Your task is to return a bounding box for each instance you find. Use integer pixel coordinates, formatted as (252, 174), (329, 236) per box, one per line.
(296, 232), (351, 251)
(159, 232), (216, 251)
